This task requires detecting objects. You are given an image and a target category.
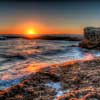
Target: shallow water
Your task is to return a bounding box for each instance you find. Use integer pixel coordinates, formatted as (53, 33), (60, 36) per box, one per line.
(0, 39), (100, 90)
(45, 81), (69, 100)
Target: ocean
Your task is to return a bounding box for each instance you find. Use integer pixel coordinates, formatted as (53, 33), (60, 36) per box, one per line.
(0, 38), (100, 90)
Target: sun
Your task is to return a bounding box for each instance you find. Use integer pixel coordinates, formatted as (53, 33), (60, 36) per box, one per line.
(24, 28), (38, 39)
(27, 29), (36, 35)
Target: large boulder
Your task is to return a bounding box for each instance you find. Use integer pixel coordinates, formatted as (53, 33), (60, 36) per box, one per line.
(79, 27), (100, 50)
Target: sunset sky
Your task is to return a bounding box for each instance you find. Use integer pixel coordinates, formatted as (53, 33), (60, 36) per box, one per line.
(0, 0), (100, 35)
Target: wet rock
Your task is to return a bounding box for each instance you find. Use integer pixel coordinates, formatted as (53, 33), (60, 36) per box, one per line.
(0, 57), (100, 100)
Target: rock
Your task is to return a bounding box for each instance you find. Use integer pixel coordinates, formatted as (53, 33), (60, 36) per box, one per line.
(79, 27), (100, 50)
(0, 58), (100, 100)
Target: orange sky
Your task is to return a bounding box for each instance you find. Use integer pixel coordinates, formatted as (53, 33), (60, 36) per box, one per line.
(1, 1), (99, 35)
(0, 21), (83, 35)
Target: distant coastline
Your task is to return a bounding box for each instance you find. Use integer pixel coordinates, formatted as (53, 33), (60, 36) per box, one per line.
(0, 34), (83, 41)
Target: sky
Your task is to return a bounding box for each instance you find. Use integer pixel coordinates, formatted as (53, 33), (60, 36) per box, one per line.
(0, 0), (100, 35)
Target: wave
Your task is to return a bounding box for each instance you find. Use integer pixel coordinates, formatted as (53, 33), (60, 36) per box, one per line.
(0, 39), (100, 90)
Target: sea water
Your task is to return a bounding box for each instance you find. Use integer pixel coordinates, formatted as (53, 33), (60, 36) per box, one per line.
(0, 39), (100, 90)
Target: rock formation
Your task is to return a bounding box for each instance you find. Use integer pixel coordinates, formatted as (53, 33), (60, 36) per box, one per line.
(79, 27), (100, 49)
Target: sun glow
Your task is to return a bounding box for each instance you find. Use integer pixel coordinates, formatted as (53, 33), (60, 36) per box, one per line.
(27, 29), (36, 35)
(24, 28), (38, 39)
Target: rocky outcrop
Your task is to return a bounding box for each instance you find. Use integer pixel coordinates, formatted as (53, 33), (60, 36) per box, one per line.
(84, 27), (100, 43)
(79, 39), (100, 49)
(79, 27), (100, 49)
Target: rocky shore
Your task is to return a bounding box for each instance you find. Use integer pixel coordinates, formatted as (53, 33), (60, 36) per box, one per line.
(79, 39), (100, 50)
(0, 57), (100, 100)
(79, 27), (100, 50)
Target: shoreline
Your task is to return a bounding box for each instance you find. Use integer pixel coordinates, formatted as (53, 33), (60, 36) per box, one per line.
(0, 57), (100, 100)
